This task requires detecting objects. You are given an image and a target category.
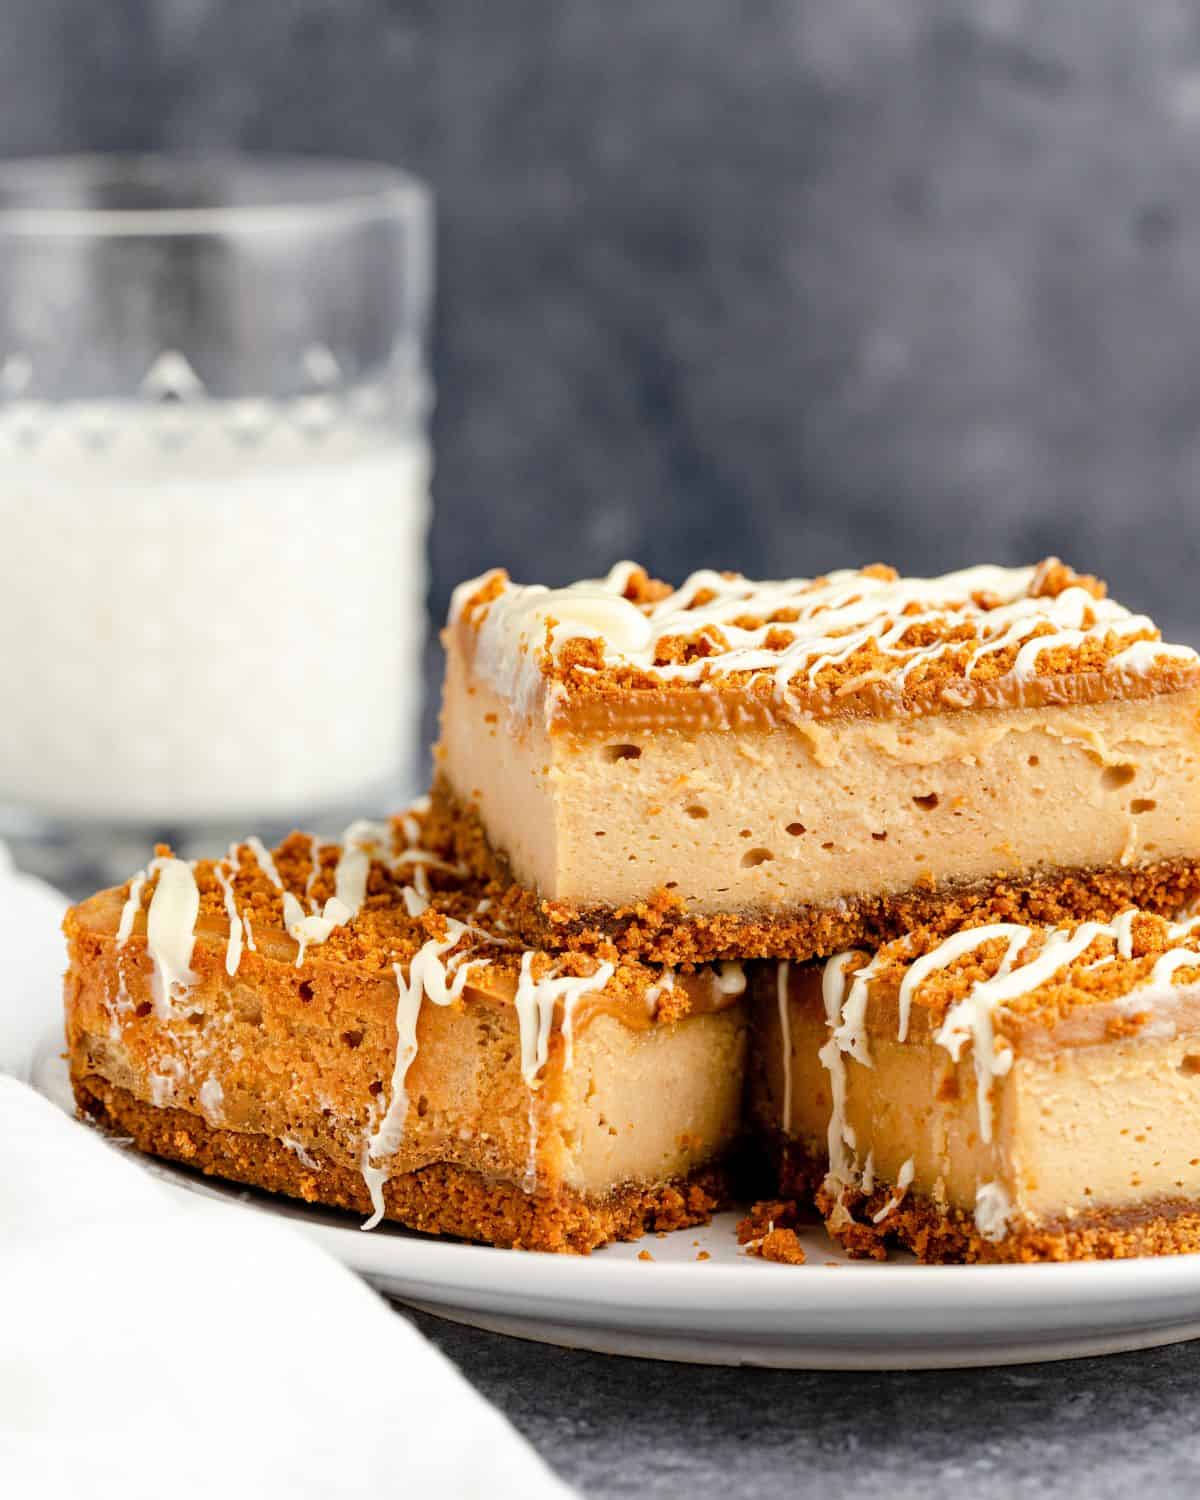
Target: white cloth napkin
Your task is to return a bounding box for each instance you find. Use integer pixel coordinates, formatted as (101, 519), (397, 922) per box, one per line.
(0, 846), (572, 1499)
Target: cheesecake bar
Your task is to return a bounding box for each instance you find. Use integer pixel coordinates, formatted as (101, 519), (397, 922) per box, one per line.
(64, 810), (748, 1253)
(436, 558), (1200, 964)
(751, 907), (1200, 1261)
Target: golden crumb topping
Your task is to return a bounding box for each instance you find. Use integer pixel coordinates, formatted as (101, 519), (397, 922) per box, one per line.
(737, 1199), (808, 1263)
(449, 559), (1198, 720)
(832, 907), (1200, 1033)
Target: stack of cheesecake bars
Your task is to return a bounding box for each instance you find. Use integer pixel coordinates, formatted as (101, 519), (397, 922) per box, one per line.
(65, 558), (1200, 1261)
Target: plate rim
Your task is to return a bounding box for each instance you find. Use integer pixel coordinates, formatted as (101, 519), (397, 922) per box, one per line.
(46, 1075), (1200, 1294)
(33, 1036), (1200, 1358)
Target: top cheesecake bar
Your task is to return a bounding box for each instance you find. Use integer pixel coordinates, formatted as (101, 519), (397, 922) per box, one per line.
(435, 558), (1200, 963)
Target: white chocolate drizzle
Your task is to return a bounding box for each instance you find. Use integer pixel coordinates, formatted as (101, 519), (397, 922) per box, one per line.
(282, 1136), (319, 1170)
(557, 961), (616, 1072)
(334, 819), (389, 913)
(282, 890), (353, 968)
(402, 879), (429, 919)
(974, 1180), (1013, 1242)
(360, 930), (615, 1225)
(883, 911), (1200, 1146)
(929, 917), (1185, 1144)
(198, 1076), (224, 1124)
(116, 872), (147, 947)
(776, 961), (792, 1130)
(716, 960), (747, 997)
(516, 954), (624, 1188)
(897, 923), (1029, 1043)
(399, 795), (431, 851)
(453, 559), (1198, 722)
(111, 869), (147, 1027)
(871, 1157), (914, 1223)
(1110, 639), (1198, 673)
(213, 859), (244, 978)
(644, 967), (676, 1016)
(818, 950), (876, 1192)
(145, 857), (200, 1017)
(1113, 907), (1138, 960)
(279, 821), (397, 966)
(303, 834), (324, 911)
(513, 952), (617, 1086)
(244, 836), (283, 891)
(360, 919), (490, 1229)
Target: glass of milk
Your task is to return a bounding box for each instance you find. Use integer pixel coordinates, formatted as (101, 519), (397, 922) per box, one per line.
(0, 156), (432, 889)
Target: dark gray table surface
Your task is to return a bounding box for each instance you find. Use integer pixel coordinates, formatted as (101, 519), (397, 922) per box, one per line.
(404, 1307), (1200, 1498)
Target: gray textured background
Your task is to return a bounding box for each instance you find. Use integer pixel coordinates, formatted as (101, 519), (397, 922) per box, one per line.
(4, 0), (1200, 638)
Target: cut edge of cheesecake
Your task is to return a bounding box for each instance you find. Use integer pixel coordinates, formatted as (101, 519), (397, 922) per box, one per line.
(73, 1074), (736, 1255)
(771, 1139), (1200, 1265)
(427, 772), (1200, 965)
(750, 907), (1200, 1263)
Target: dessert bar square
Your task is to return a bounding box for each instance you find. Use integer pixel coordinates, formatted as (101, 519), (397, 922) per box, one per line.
(437, 558), (1200, 964)
(751, 907), (1200, 1261)
(64, 810), (747, 1253)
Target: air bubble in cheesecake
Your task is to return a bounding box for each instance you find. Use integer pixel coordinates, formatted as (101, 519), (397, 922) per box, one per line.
(741, 848), (774, 868)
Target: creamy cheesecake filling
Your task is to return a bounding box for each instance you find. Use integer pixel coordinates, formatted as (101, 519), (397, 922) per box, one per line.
(442, 655), (1200, 913)
(1011, 1032), (1200, 1220)
(755, 925), (1200, 1246)
(72, 998), (747, 1203)
(565, 1011), (746, 1192)
(762, 1004), (1200, 1235)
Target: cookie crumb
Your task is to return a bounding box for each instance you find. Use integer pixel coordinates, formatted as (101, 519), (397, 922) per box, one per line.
(737, 1198), (799, 1244)
(637, 1249), (654, 1262)
(738, 1198), (807, 1264)
(751, 1228), (807, 1265)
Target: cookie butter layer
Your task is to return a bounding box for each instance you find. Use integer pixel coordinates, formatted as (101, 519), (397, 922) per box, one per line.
(448, 557), (1199, 727)
(440, 559), (1200, 960)
(750, 908), (1200, 1262)
(63, 810), (747, 1249)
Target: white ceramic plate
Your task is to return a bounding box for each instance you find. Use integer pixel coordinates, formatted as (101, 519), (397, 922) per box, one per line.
(35, 1042), (1200, 1369)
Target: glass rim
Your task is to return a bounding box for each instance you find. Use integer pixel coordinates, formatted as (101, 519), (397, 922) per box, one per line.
(0, 153), (431, 237)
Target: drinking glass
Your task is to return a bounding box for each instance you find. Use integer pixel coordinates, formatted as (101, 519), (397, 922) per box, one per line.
(0, 155), (433, 891)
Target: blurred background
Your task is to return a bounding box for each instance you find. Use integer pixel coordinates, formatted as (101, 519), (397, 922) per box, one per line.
(5, 0), (1199, 646)
(5, 0), (1200, 884)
